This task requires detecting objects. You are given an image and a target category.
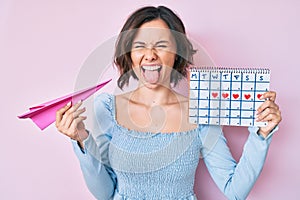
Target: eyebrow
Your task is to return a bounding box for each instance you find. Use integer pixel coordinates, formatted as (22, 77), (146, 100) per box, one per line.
(133, 41), (146, 45)
(155, 40), (170, 45)
(132, 40), (170, 45)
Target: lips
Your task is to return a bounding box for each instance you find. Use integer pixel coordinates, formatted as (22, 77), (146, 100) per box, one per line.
(141, 65), (162, 72)
(141, 65), (162, 84)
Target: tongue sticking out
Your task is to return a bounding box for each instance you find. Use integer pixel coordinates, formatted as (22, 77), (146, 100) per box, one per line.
(143, 69), (160, 84)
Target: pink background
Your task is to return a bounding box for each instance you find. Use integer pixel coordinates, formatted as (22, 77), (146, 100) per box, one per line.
(1, 0), (299, 199)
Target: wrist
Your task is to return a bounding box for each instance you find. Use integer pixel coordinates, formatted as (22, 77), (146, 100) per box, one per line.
(257, 128), (269, 138)
(78, 129), (89, 140)
(76, 129), (89, 149)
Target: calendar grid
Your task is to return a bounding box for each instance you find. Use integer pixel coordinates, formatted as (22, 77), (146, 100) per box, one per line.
(189, 67), (270, 127)
(208, 72), (212, 124)
(229, 73), (232, 124)
(239, 72), (243, 126)
(253, 72), (258, 126)
(196, 72), (200, 124)
(218, 72), (222, 125)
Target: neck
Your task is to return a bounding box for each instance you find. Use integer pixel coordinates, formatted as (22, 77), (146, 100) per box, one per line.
(130, 84), (176, 107)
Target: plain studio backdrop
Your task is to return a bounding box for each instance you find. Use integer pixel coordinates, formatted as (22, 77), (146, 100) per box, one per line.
(1, 0), (299, 199)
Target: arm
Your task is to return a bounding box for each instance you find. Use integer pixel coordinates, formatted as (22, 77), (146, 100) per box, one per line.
(72, 133), (116, 200)
(55, 93), (117, 199)
(200, 91), (281, 199)
(200, 125), (277, 200)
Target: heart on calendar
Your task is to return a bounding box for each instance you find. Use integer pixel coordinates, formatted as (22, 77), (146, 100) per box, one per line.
(233, 94), (239, 99)
(222, 93), (229, 99)
(257, 94), (263, 99)
(212, 92), (218, 98)
(244, 94), (251, 99)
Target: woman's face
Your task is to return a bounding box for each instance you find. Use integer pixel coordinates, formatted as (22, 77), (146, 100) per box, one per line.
(130, 19), (177, 88)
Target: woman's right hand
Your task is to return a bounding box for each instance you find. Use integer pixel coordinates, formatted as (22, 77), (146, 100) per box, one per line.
(55, 101), (89, 147)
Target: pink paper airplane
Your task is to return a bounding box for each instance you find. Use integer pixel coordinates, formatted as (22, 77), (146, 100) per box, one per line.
(18, 79), (112, 130)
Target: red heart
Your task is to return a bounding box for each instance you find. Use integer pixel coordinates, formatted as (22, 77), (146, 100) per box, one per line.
(244, 94), (251, 99)
(233, 94), (239, 99)
(222, 93), (229, 99)
(257, 94), (262, 99)
(212, 92), (218, 98)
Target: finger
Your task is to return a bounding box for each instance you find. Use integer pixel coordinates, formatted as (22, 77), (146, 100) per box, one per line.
(60, 101), (83, 126)
(256, 107), (280, 122)
(65, 100), (83, 116)
(257, 113), (281, 127)
(70, 116), (87, 140)
(70, 116), (87, 133)
(61, 115), (87, 139)
(256, 100), (279, 114)
(74, 116), (87, 125)
(56, 102), (72, 126)
(74, 107), (86, 118)
(64, 107), (86, 129)
(260, 91), (276, 102)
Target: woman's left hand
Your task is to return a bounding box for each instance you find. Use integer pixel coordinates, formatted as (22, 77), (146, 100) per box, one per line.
(256, 91), (282, 138)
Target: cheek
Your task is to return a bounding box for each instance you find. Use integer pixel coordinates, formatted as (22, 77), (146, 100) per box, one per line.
(161, 52), (176, 67)
(130, 52), (142, 76)
(130, 51), (143, 67)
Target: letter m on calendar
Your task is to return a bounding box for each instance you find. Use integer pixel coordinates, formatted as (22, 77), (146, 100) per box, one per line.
(188, 67), (270, 127)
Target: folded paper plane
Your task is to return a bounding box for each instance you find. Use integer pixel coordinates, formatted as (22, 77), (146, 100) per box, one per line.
(18, 79), (112, 130)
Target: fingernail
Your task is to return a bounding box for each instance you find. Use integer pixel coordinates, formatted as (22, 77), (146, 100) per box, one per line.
(67, 102), (72, 106)
(255, 115), (260, 121)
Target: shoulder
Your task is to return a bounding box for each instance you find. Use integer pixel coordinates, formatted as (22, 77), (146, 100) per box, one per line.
(95, 92), (113, 104)
(173, 90), (188, 101)
(114, 92), (133, 109)
(94, 93), (114, 121)
(94, 92), (114, 111)
(93, 93), (117, 134)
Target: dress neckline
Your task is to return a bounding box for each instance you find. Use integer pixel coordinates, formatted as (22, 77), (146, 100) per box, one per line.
(108, 93), (200, 138)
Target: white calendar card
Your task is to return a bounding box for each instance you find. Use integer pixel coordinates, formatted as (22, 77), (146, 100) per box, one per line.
(189, 67), (270, 127)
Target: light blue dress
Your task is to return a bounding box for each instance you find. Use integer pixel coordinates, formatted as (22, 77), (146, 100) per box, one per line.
(72, 93), (276, 200)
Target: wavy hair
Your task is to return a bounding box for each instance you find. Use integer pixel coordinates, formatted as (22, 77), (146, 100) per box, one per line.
(114, 6), (196, 89)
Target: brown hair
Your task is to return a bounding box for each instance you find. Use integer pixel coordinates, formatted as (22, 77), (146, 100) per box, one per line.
(114, 6), (196, 89)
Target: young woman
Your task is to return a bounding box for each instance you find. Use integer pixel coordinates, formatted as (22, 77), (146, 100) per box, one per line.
(56, 6), (281, 200)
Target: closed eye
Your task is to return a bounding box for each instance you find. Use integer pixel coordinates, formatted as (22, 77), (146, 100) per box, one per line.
(133, 41), (146, 49)
(155, 40), (170, 49)
(156, 45), (168, 48)
(132, 40), (172, 49)
(134, 45), (145, 48)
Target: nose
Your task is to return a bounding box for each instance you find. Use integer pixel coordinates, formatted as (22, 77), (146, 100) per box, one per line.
(144, 47), (157, 61)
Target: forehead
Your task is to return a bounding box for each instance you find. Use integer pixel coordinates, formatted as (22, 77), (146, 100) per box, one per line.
(133, 19), (174, 42)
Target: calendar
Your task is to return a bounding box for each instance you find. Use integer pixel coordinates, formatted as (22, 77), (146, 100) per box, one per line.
(189, 67), (270, 127)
